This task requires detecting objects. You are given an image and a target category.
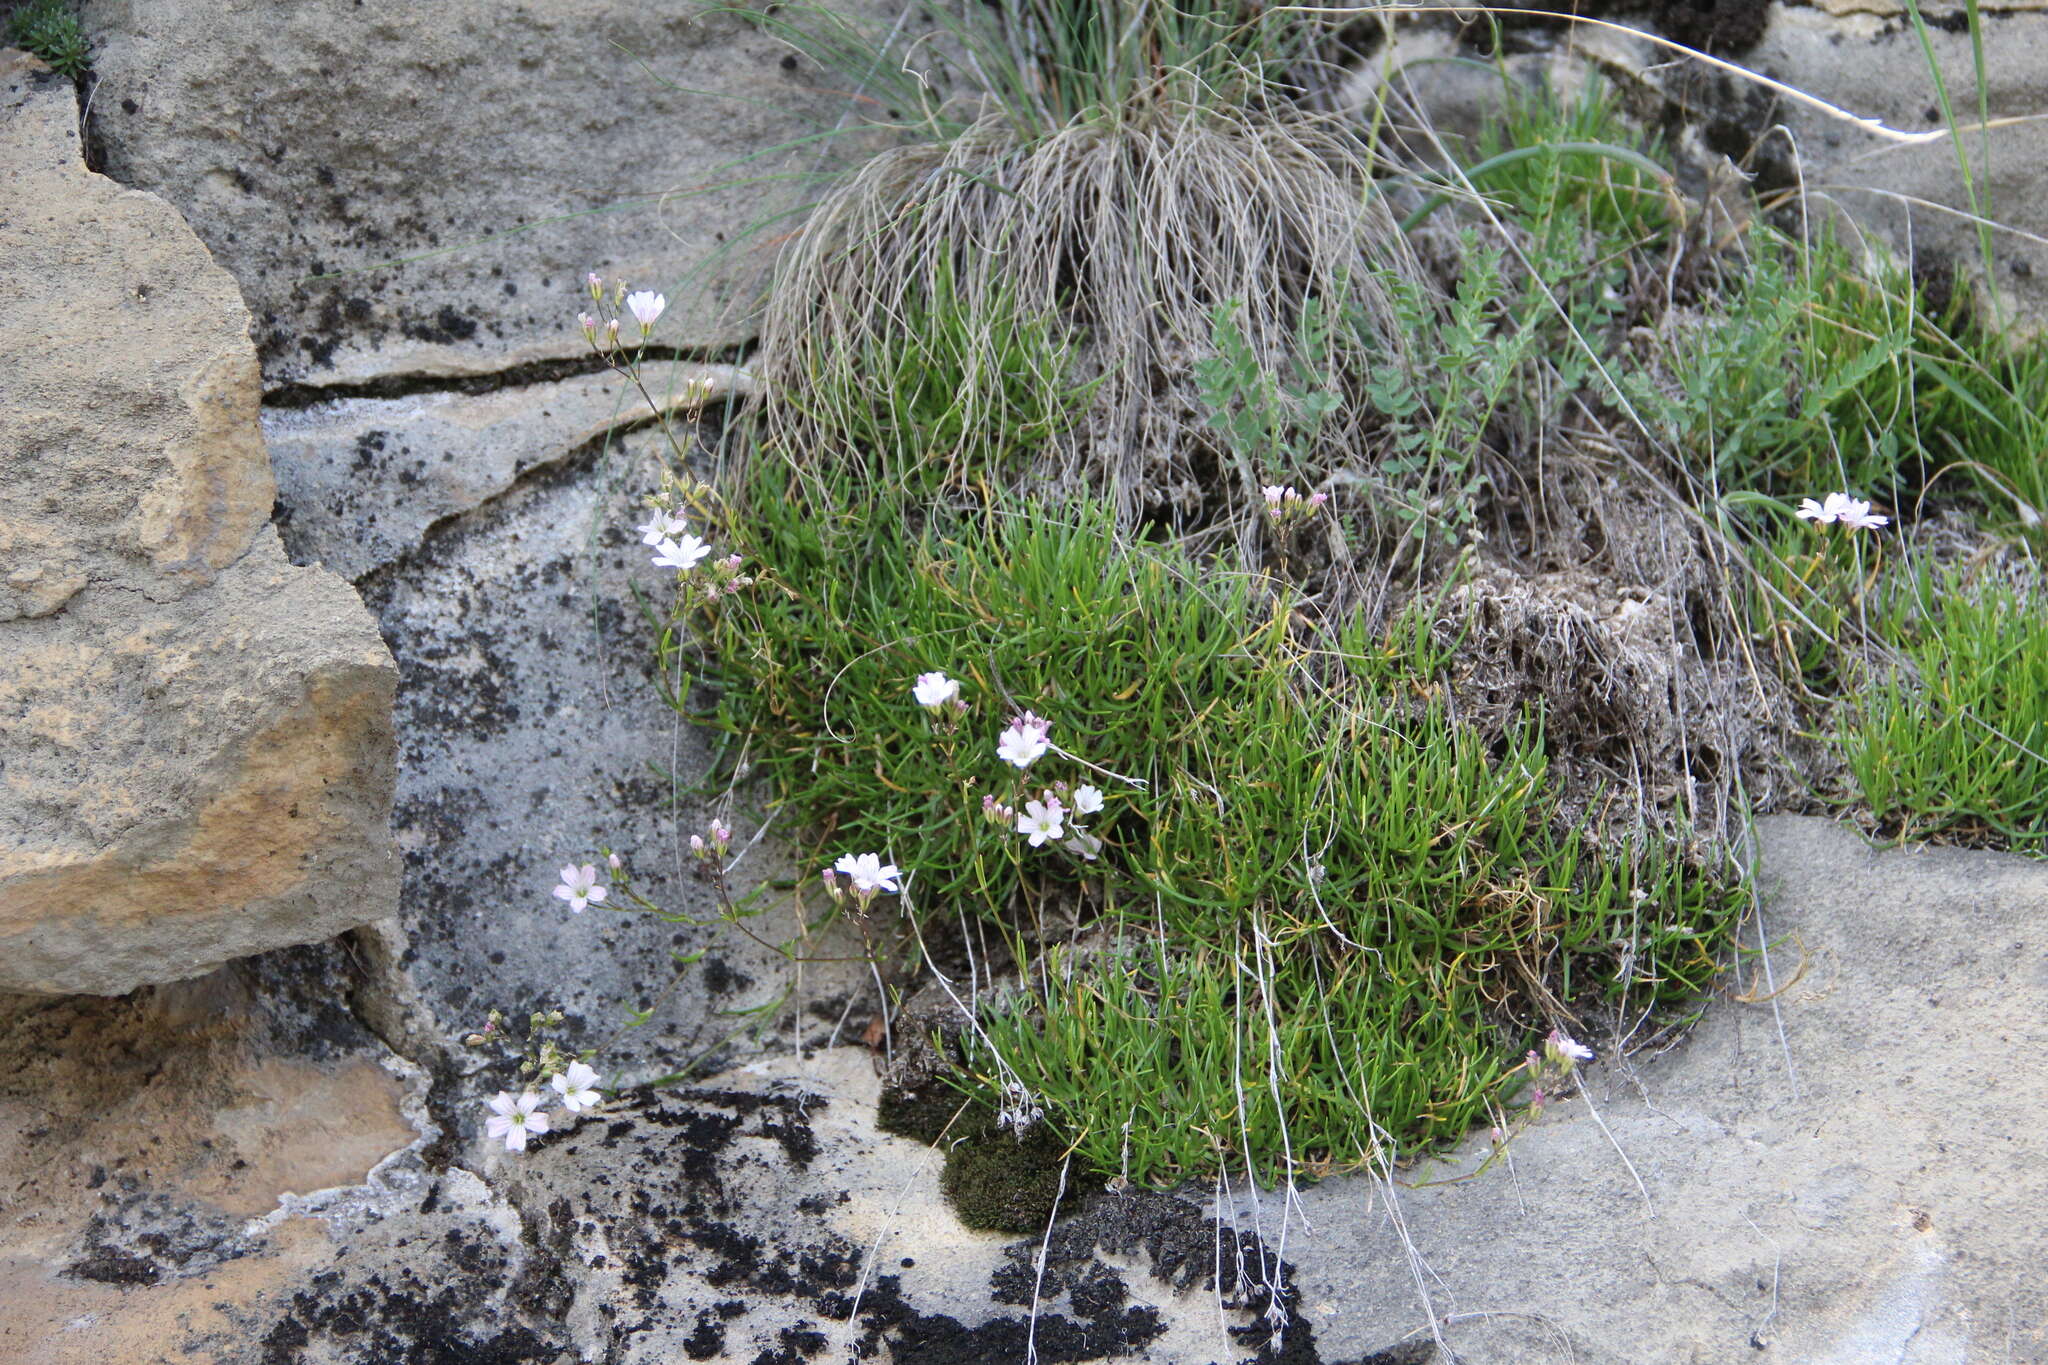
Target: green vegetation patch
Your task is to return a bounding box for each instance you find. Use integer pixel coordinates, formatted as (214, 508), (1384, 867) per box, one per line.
(8, 0), (88, 80)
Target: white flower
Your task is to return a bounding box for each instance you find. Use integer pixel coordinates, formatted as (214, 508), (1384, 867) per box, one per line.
(1798, 491), (1888, 531)
(484, 1091), (551, 1152)
(1071, 785), (1104, 816)
(912, 671), (960, 709)
(1017, 798), (1066, 848)
(553, 863), (607, 913)
(1262, 485), (1286, 507)
(551, 1061), (603, 1113)
(625, 290), (666, 331)
(637, 508), (689, 546)
(1064, 829), (1103, 861)
(651, 534), (712, 572)
(832, 852), (901, 895)
(997, 721), (1050, 769)
(1547, 1028), (1595, 1064)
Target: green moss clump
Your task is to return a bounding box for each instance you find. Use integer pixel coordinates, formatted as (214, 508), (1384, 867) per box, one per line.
(939, 1119), (1071, 1234)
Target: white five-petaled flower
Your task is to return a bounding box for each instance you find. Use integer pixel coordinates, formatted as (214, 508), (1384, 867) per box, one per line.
(637, 508), (689, 546)
(554, 863), (607, 913)
(832, 852), (901, 896)
(484, 1091), (551, 1152)
(912, 671), (960, 709)
(1796, 491), (1888, 530)
(624, 290), (666, 332)
(551, 1061), (604, 1113)
(1071, 784), (1104, 816)
(1064, 829), (1103, 861)
(1017, 798), (1066, 848)
(997, 720), (1051, 769)
(652, 534), (712, 572)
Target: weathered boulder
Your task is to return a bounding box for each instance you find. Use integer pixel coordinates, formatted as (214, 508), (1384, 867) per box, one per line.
(78, 0), (909, 386)
(0, 52), (399, 994)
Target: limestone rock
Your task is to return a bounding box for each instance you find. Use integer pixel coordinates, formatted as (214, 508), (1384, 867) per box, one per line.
(262, 361), (748, 581)
(78, 0), (914, 386)
(1284, 816), (2048, 1363)
(1731, 8), (2048, 324)
(0, 52), (399, 994)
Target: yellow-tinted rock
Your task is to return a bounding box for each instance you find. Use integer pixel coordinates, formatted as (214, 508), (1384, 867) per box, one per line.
(0, 53), (398, 994)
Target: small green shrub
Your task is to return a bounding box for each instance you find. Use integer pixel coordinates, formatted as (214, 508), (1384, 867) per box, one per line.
(9, 0), (88, 80)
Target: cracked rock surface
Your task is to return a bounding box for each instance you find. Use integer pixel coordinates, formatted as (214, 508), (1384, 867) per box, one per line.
(0, 52), (398, 995)
(9, 5), (2048, 1362)
(77, 0), (907, 386)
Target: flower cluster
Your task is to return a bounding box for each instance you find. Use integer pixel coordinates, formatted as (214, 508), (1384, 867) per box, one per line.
(578, 273), (667, 353)
(639, 500), (754, 601)
(689, 818), (734, 860)
(823, 851), (902, 914)
(1522, 1027), (1595, 1114)
(1796, 491), (1888, 531)
(484, 1060), (605, 1153)
(1262, 484), (1328, 526)
(968, 704), (1113, 862)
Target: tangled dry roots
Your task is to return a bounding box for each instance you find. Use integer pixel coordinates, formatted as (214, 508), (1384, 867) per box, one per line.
(753, 100), (1428, 530)
(1439, 458), (1825, 852)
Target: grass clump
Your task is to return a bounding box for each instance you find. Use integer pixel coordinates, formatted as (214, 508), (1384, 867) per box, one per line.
(694, 478), (1738, 1185)
(1843, 567), (2048, 852)
(8, 0), (87, 80)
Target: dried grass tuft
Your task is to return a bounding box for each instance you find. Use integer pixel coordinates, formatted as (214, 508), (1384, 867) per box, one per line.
(751, 98), (1427, 534)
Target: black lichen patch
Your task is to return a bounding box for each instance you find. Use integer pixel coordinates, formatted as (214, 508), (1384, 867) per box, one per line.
(259, 1264), (564, 1365)
(1652, 0), (1772, 55)
(938, 1116), (1071, 1234)
(839, 1276), (1166, 1365)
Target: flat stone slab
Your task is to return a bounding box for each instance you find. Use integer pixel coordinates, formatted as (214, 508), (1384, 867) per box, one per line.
(1277, 815), (2048, 1363)
(82, 0), (911, 386)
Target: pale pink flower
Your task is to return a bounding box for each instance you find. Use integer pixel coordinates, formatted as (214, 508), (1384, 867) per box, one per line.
(651, 534), (712, 572)
(553, 864), (606, 913)
(832, 852), (901, 895)
(625, 290), (666, 332)
(484, 1091), (551, 1152)
(997, 721), (1049, 769)
(1064, 829), (1103, 861)
(1547, 1029), (1594, 1064)
(1017, 798), (1066, 848)
(913, 671), (960, 709)
(551, 1061), (603, 1113)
